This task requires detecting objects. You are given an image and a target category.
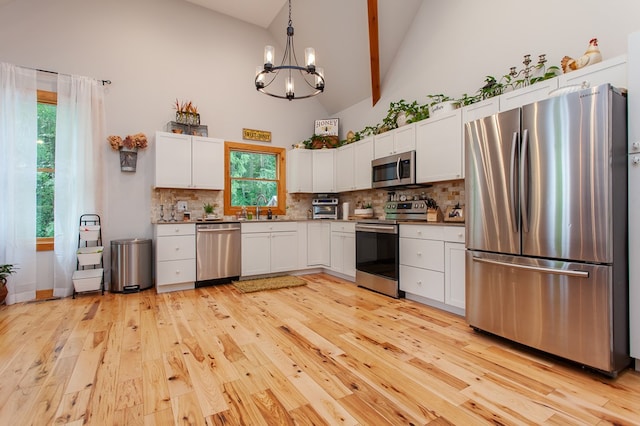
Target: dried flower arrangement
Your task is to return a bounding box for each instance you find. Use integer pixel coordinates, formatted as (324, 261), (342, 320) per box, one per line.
(174, 99), (198, 115)
(174, 99), (200, 125)
(108, 133), (148, 151)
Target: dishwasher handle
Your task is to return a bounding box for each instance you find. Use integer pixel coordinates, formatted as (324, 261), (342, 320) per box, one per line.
(197, 227), (241, 232)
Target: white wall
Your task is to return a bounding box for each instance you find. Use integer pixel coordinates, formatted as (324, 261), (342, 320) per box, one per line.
(0, 0), (327, 245)
(336, 0), (640, 137)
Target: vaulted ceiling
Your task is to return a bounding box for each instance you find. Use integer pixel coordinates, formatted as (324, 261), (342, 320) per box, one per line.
(183, 0), (422, 114)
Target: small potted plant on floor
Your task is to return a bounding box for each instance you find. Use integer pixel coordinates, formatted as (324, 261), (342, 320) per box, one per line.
(0, 264), (17, 304)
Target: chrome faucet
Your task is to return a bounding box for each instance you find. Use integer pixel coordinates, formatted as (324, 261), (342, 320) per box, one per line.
(255, 193), (268, 220)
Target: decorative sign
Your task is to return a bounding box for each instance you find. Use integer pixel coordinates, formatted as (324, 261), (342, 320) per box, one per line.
(242, 128), (272, 142)
(314, 118), (339, 136)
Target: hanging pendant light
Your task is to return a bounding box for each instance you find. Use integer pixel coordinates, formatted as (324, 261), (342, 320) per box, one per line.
(255, 0), (325, 101)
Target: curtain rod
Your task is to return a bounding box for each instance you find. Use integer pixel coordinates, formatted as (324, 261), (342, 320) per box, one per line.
(34, 67), (111, 85)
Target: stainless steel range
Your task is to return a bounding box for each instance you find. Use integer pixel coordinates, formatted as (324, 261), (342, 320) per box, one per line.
(355, 200), (428, 298)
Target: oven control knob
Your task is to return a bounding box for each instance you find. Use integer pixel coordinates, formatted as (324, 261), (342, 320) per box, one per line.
(420, 203), (425, 208)
(414, 203), (419, 208)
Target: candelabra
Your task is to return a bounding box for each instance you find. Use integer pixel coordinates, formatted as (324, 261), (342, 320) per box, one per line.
(509, 54), (547, 87)
(169, 204), (177, 222)
(159, 205), (166, 222)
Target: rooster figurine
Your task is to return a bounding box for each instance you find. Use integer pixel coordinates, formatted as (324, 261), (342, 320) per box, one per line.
(561, 38), (602, 73)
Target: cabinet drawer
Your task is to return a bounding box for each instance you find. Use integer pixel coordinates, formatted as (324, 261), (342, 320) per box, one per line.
(156, 223), (195, 237)
(400, 224), (444, 240)
(156, 259), (195, 286)
(442, 226), (465, 243)
(331, 221), (355, 233)
(400, 265), (444, 302)
(241, 221), (298, 233)
(400, 238), (444, 271)
(157, 235), (195, 261)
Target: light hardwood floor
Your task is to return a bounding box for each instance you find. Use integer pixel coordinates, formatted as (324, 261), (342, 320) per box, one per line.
(0, 273), (639, 425)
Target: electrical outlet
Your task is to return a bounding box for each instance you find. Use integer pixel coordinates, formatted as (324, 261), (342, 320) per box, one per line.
(176, 201), (188, 212)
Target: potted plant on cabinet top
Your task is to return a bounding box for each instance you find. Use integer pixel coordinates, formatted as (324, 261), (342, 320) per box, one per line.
(0, 264), (17, 304)
(426, 94), (459, 116)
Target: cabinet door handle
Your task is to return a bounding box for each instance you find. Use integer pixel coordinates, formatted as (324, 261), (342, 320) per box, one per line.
(417, 280), (422, 285)
(417, 252), (422, 256)
(175, 269), (181, 274)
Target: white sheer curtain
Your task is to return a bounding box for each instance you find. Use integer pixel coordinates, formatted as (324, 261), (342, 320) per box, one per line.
(0, 63), (37, 305)
(53, 75), (106, 298)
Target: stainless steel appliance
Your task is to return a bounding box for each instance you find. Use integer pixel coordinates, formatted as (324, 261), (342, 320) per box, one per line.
(312, 195), (339, 219)
(355, 201), (428, 298)
(355, 221), (401, 298)
(629, 31), (640, 370)
(196, 222), (241, 286)
(372, 150), (416, 189)
(465, 83), (629, 375)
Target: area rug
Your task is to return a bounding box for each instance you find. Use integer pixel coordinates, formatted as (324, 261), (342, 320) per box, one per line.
(232, 276), (307, 293)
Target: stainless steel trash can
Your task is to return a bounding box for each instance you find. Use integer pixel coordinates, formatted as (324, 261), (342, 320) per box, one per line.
(110, 238), (152, 292)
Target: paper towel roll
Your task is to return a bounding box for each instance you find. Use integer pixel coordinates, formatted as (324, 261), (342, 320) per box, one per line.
(342, 202), (350, 220)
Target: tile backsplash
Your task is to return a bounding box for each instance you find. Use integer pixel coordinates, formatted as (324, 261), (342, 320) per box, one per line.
(151, 179), (464, 222)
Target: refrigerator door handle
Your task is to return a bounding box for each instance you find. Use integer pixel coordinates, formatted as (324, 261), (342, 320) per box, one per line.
(520, 128), (530, 233)
(509, 131), (519, 233)
(472, 256), (590, 278)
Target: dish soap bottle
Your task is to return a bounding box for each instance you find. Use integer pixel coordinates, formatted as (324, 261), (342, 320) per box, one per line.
(267, 208), (272, 220)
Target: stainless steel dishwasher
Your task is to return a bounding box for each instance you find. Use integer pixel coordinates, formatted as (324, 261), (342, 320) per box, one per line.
(196, 222), (241, 286)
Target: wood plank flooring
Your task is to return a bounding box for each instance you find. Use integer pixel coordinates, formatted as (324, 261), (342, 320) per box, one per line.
(0, 273), (639, 425)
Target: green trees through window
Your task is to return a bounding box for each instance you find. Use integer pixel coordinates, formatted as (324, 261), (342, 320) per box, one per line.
(224, 142), (286, 216)
(229, 150), (277, 207)
(36, 92), (56, 239)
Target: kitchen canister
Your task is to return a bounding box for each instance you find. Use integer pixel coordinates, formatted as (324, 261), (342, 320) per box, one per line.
(342, 202), (350, 220)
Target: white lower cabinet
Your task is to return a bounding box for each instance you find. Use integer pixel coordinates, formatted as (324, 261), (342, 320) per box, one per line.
(241, 222), (298, 277)
(399, 224), (465, 314)
(307, 221), (331, 266)
(445, 242), (466, 310)
(155, 223), (196, 293)
(330, 221), (355, 278)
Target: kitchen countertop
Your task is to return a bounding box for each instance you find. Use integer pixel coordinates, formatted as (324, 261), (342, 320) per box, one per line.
(153, 218), (465, 226)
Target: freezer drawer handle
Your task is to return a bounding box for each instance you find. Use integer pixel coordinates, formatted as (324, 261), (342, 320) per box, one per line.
(472, 257), (589, 278)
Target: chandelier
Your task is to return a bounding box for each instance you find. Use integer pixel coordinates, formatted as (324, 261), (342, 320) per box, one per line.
(255, 0), (325, 100)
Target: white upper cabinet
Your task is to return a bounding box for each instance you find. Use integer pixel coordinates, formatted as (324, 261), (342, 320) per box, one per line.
(192, 136), (224, 189)
(353, 137), (374, 190)
(499, 77), (559, 112)
(335, 144), (355, 192)
(373, 123), (416, 159)
(312, 149), (336, 193)
(287, 148), (313, 193)
(335, 137), (373, 192)
(462, 97), (500, 123)
(415, 109), (463, 183)
(155, 131), (224, 189)
(557, 55), (627, 90)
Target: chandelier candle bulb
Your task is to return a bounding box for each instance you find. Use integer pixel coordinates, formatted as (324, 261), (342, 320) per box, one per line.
(286, 76), (294, 99)
(305, 47), (316, 68)
(264, 45), (274, 68)
(255, 66), (265, 87)
(316, 67), (324, 88)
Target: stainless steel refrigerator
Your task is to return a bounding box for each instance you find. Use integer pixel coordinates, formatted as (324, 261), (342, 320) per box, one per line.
(464, 83), (630, 376)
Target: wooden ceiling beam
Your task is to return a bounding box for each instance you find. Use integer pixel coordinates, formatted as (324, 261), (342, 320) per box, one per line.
(367, 0), (381, 106)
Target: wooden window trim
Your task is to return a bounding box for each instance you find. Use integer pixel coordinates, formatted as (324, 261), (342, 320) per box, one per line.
(37, 90), (56, 251)
(224, 141), (286, 216)
(36, 237), (54, 252)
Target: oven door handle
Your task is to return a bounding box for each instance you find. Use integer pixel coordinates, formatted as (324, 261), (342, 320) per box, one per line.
(356, 224), (398, 233)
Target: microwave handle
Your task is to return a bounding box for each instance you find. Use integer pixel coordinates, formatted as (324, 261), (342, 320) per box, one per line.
(396, 157), (401, 181)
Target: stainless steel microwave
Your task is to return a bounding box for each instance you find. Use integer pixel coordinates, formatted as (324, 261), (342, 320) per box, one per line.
(371, 150), (416, 189)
